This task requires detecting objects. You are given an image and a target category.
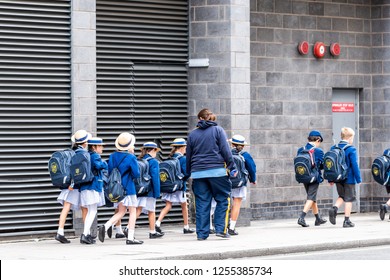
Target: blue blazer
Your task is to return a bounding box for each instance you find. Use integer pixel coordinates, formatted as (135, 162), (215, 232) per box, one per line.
(142, 154), (161, 199)
(297, 143), (324, 183)
(241, 151), (257, 185)
(108, 151), (140, 195)
(80, 151), (108, 192)
(333, 140), (362, 184)
(173, 152), (189, 191)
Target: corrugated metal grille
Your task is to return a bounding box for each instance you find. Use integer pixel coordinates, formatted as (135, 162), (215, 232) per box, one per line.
(0, 0), (71, 236)
(96, 0), (188, 225)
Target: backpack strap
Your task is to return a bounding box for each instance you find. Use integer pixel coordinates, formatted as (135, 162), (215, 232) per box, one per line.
(114, 154), (128, 170)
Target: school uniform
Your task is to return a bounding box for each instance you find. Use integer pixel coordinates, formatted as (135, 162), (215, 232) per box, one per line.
(108, 151), (140, 207)
(56, 145), (86, 211)
(161, 152), (189, 204)
(333, 140), (362, 202)
(137, 154), (160, 214)
(297, 142), (324, 201)
(231, 149), (257, 201)
(80, 151), (107, 207)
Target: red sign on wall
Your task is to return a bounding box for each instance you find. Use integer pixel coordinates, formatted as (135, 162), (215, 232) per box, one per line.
(332, 102), (354, 112)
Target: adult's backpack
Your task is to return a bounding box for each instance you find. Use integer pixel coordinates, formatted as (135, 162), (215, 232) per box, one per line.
(372, 149), (390, 186)
(294, 147), (319, 184)
(70, 148), (94, 185)
(230, 150), (249, 188)
(48, 149), (75, 189)
(159, 156), (184, 193)
(134, 158), (152, 196)
(323, 144), (351, 183)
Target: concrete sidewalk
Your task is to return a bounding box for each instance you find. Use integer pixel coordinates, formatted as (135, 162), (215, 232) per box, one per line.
(1, 213), (390, 260)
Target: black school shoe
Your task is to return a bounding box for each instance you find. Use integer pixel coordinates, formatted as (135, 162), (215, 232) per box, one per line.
(315, 217), (327, 226)
(98, 225), (105, 243)
(149, 232), (164, 239)
(343, 220), (355, 228)
(126, 239), (144, 245)
(183, 228), (195, 234)
(380, 204), (387, 221)
(107, 226), (112, 238)
(329, 207), (337, 225)
(297, 217), (309, 227)
(55, 233), (70, 244)
(228, 229), (238, 235)
(115, 233), (126, 239)
(155, 225), (164, 234)
(80, 234), (95, 244)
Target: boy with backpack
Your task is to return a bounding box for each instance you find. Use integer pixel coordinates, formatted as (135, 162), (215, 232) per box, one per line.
(227, 135), (256, 235)
(155, 138), (195, 234)
(327, 127), (362, 228)
(295, 130), (327, 227)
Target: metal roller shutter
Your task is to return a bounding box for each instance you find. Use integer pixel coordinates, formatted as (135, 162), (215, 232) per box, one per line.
(96, 0), (188, 225)
(0, 0), (71, 237)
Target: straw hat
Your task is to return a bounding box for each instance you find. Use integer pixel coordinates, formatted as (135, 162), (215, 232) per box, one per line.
(115, 132), (136, 151)
(141, 142), (161, 152)
(71, 130), (92, 144)
(170, 138), (187, 146)
(88, 137), (105, 145)
(229, 134), (249, 146)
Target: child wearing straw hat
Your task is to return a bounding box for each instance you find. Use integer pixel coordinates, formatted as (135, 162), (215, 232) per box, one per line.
(228, 134), (257, 235)
(134, 142), (164, 239)
(98, 132), (143, 245)
(155, 138), (195, 235)
(55, 129), (91, 244)
(79, 137), (107, 244)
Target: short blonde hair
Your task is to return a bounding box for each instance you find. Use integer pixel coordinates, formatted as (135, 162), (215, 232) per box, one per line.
(341, 127), (355, 140)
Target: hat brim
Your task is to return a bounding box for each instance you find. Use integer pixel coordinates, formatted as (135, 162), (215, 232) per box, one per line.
(229, 139), (249, 146)
(71, 132), (92, 144)
(170, 144), (187, 146)
(141, 146), (161, 152)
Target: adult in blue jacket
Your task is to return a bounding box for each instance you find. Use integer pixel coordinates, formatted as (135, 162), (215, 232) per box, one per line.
(328, 127), (362, 228)
(296, 130), (327, 228)
(186, 108), (237, 240)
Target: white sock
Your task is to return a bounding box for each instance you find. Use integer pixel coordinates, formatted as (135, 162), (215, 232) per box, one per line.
(104, 221), (112, 231)
(184, 224), (189, 230)
(229, 220), (236, 230)
(116, 226), (123, 234)
(127, 229), (135, 240)
(57, 228), (64, 235)
(83, 204), (97, 236)
(156, 220), (161, 227)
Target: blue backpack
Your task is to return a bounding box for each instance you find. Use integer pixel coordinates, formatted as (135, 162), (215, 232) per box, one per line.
(294, 147), (319, 184)
(230, 150), (249, 189)
(70, 148), (94, 185)
(323, 144), (351, 182)
(372, 149), (390, 186)
(159, 155), (184, 193)
(104, 155), (127, 203)
(48, 149), (75, 189)
(134, 158), (152, 196)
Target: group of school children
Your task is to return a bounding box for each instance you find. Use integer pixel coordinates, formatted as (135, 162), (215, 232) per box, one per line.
(54, 129), (257, 245)
(295, 127), (390, 229)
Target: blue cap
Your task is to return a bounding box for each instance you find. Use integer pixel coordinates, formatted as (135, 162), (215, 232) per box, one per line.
(308, 130), (323, 142)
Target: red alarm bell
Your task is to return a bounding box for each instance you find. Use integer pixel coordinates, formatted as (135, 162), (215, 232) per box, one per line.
(313, 42), (326, 58)
(298, 41), (309, 55)
(330, 43), (341, 56)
